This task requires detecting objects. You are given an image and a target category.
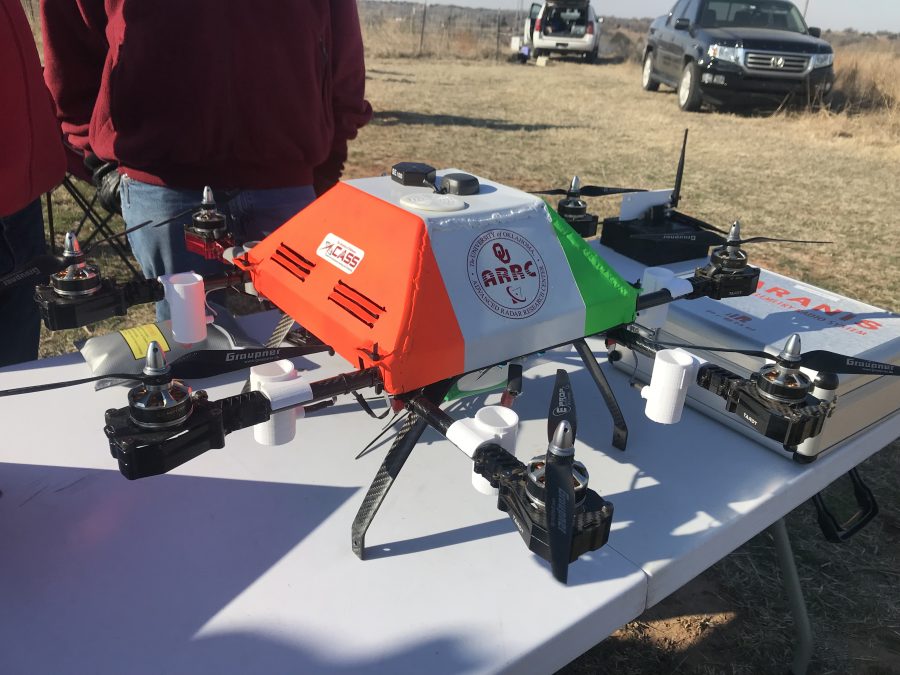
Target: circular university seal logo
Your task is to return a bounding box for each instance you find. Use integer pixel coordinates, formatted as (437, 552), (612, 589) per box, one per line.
(467, 229), (548, 319)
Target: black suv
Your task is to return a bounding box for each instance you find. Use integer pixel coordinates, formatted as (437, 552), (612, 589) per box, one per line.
(642, 0), (835, 111)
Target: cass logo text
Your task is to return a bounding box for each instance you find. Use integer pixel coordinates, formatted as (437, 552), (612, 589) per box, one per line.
(317, 233), (364, 274)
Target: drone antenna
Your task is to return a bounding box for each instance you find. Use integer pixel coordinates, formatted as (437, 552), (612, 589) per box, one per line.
(670, 129), (689, 209)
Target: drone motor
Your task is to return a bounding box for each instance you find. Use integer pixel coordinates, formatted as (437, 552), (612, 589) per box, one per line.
(706, 220), (750, 273)
(49, 232), (102, 298)
(524, 456), (590, 509)
(184, 186), (235, 261)
(126, 342), (194, 429)
(555, 176), (599, 238)
(755, 334), (813, 404)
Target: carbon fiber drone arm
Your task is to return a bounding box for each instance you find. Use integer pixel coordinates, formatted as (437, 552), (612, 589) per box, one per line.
(36, 271), (249, 330)
(36, 277), (164, 330)
(606, 328), (835, 452)
(105, 391), (272, 480)
(696, 365), (834, 451)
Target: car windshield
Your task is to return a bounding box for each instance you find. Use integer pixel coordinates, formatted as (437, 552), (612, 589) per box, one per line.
(699, 1), (809, 33)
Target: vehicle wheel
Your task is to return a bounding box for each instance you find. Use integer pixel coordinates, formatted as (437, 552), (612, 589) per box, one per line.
(585, 47), (598, 64)
(678, 61), (702, 111)
(641, 52), (659, 91)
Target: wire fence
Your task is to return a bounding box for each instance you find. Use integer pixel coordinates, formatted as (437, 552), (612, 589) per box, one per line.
(359, 2), (521, 60)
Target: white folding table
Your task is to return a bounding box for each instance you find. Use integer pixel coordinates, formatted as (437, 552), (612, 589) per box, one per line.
(1, 311), (897, 675)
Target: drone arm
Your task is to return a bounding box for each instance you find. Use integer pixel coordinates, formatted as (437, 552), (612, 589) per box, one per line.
(199, 270), (251, 292)
(35, 266), (253, 332)
(696, 364), (833, 452)
(106, 390), (273, 480)
(36, 277), (166, 330)
(634, 273), (713, 313)
(406, 394), (489, 459)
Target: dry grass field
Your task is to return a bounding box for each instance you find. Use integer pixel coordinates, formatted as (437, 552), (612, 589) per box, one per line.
(24, 3), (900, 673)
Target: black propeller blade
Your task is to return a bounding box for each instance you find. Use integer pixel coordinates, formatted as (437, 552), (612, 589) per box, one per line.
(532, 185), (645, 198)
(788, 351), (898, 376)
(547, 368), (577, 441)
(657, 341), (899, 376)
(0, 253), (70, 292)
(632, 232), (831, 246)
(0, 345), (334, 398)
(544, 369), (578, 583)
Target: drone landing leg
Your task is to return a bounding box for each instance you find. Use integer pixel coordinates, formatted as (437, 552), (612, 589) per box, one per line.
(573, 339), (628, 451)
(351, 380), (453, 560)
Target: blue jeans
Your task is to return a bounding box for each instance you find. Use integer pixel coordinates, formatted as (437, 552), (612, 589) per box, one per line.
(0, 199), (47, 367)
(120, 177), (315, 320)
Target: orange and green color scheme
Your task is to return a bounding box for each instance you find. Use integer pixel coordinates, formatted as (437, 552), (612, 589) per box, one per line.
(237, 173), (638, 394)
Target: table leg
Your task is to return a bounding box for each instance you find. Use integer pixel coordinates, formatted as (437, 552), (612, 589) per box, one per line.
(770, 517), (813, 675)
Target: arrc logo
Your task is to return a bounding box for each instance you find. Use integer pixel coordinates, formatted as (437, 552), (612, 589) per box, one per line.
(467, 229), (548, 319)
(317, 233), (364, 274)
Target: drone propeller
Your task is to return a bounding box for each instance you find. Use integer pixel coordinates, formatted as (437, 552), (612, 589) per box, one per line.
(532, 182), (644, 198)
(547, 368), (577, 440)
(0, 208), (196, 295)
(0, 252), (71, 292)
(0, 344), (334, 398)
(544, 369), (578, 583)
(659, 334), (899, 377)
(632, 230), (830, 247)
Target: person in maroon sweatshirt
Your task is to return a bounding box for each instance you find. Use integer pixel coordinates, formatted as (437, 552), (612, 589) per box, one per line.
(41, 0), (373, 320)
(1, 0), (66, 366)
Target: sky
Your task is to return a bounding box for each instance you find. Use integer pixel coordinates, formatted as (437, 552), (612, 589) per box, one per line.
(416, 0), (900, 33)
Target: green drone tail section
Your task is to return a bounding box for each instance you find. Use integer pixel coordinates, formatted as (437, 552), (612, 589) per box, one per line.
(548, 206), (639, 336)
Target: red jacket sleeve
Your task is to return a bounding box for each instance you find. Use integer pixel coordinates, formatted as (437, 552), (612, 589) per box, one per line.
(40, 0), (109, 154)
(314, 0), (372, 193)
(0, 0), (64, 216)
(329, 0), (373, 145)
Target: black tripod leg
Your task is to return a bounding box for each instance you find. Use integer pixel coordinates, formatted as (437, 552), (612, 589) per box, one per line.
(351, 413), (427, 559)
(573, 338), (628, 451)
(351, 380), (453, 559)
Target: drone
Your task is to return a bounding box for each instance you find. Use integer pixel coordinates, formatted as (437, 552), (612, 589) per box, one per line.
(2, 160), (897, 584)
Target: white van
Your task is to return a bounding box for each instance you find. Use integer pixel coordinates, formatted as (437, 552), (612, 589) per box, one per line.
(521, 1), (602, 62)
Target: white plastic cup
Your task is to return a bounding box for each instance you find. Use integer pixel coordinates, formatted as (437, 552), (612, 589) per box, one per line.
(161, 272), (207, 344)
(641, 348), (698, 424)
(471, 405), (519, 495)
(250, 360), (299, 446)
(638, 267), (675, 331)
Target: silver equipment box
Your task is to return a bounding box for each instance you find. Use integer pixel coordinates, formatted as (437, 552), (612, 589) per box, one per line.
(601, 246), (900, 459)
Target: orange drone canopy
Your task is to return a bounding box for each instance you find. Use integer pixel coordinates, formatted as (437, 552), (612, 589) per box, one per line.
(240, 171), (638, 394)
